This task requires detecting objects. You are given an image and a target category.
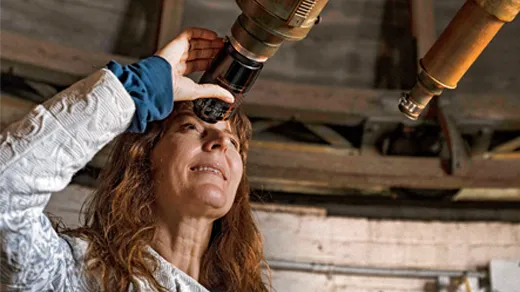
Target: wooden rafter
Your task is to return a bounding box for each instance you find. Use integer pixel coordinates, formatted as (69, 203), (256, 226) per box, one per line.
(491, 136), (520, 153)
(303, 124), (354, 148)
(487, 136), (520, 159)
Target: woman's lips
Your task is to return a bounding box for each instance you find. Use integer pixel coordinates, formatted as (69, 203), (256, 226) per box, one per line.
(190, 164), (227, 180)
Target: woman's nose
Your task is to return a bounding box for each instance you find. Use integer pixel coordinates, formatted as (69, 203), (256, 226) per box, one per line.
(203, 131), (228, 152)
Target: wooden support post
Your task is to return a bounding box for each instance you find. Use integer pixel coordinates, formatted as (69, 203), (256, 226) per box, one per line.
(410, 0), (436, 67)
(471, 127), (493, 157)
(157, 0), (185, 50)
(360, 119), (397, 156)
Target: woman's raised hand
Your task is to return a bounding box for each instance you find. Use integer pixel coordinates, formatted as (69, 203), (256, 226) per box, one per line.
(155, 27), (234, 103)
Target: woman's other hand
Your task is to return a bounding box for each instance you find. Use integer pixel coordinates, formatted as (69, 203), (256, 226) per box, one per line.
(155, 27), (234, 103)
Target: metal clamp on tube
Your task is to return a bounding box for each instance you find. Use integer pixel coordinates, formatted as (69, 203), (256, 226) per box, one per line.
(399, 0), (520, 120)
(193, 0), (330, 123)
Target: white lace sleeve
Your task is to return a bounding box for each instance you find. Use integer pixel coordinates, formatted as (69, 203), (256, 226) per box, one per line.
(0, 69), (135, 291)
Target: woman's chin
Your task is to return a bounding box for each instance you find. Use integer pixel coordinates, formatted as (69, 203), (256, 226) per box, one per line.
(194, 183), (229, 210)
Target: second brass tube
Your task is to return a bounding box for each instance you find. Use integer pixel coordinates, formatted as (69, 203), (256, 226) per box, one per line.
(399, 0), (520, 120)
(421, 0), (505, 89)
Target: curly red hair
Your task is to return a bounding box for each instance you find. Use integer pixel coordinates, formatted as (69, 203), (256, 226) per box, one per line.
(64, 102), (271, 291)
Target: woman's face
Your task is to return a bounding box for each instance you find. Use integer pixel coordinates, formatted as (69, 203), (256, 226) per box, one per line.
(150, 109), (244, 219)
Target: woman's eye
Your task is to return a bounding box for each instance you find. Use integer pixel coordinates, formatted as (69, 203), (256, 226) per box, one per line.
(182, 123), (197, 131)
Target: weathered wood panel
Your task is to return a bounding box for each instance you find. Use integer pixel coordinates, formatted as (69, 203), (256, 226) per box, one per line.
(270, 271), (432, 292)
(257, 212), (520, 271)
(45, 184), (520, 292)
(0, 0), (161, 57)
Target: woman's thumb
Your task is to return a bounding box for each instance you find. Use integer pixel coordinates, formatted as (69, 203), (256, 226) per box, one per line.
(193, 84), (235, 103)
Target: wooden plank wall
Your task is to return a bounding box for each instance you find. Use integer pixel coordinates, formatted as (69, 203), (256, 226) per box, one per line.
(0, 0), (161, 58)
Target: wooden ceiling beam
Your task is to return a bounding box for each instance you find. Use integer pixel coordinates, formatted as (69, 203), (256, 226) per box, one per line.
(247, 140), (520, 190)
(2, 94), (520, 191)
(0, 30), (136, 86)
(2, 30), (519, 129)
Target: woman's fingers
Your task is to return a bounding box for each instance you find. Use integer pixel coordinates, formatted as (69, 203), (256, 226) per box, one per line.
(174, 77), (234, 103)
(187, 48), (220, 61)
(184, 37), (223, 62)
(189, 38), (224, 50)
(180, 27), (219, 41)
(176, 58), (214, 75)
(155, 27), (222, 69)
(184, 59), (213, 75)
(160, 27), (235, 104)
(192, 83), (235, 103)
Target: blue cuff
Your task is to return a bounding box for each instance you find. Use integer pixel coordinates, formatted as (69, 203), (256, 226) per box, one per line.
(107, 55), (174, 133)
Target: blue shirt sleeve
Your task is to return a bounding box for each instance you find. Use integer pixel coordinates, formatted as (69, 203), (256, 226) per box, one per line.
(106, 55), (174, 133)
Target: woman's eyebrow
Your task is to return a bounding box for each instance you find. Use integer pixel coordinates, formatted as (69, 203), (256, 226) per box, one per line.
(165, 113), (196, 131)
(169, 113), (199, 126)
(173, 113), (238, 138)
(172, 112), (195, 121)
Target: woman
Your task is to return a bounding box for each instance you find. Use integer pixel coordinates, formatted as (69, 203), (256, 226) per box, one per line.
(0, 27), (270, 291)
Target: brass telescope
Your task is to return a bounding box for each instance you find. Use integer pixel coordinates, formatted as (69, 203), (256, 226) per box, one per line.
(193, 0), (330, 123)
